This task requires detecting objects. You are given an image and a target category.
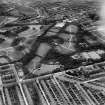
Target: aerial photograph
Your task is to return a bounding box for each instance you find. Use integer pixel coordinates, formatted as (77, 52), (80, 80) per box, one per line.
(0, 0), (105, 105)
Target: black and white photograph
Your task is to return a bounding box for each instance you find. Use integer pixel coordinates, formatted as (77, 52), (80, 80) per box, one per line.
(0, 0), (105, 105)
